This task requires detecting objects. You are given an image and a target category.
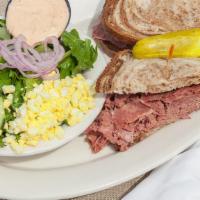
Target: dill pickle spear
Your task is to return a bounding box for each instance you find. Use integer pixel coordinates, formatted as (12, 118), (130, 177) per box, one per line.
(132, 28), (200, 59)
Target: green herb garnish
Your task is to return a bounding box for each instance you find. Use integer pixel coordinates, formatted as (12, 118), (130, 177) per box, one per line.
(0, 135), (5, 148)
(0, 19), (11, 40)
(59, 29), (98, 78)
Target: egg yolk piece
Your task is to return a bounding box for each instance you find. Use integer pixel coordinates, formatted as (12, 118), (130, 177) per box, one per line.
(5, 74), (95, 152)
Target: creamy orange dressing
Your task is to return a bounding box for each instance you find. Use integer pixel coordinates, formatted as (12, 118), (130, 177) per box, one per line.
(6, 0), (69, 45)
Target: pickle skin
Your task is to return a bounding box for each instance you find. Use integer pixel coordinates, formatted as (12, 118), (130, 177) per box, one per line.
(133, 28), (200, 59)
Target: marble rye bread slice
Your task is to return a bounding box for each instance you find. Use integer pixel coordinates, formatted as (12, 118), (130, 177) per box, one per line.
(96, 50), (200, 94)
(100, 0), (200, 48)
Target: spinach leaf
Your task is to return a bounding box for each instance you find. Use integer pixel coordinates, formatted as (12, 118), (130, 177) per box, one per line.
(23, 78), (42, 92)
(12, 81), (26, 109)
(4, 108), (15, 122)
(0, 68), (41, 108)
(0, 69), (12, 89)
(68, 29), (79, 38)
(58, 56), (76, 78)
(8, 69), (19, 80)
(60, 29), (98, 75)
(0, 67), (42, 110)
(0, 57), (5, 64)
(0, 136), (5, 148)
(0, 28), (11, 40)
(12, 77), (41, 108)
(0, 68), (24, 92)
(15, 133), (21, 143)
(0, 19), (5, 27)
(0, 19), (11, 40)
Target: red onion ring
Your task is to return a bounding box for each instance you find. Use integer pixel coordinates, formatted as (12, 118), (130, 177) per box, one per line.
(0, 35), (65, 80)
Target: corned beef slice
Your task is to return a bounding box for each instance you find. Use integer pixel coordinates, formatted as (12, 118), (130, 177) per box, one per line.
(86, 85), (200, 152)
(93, 23), (132, 50)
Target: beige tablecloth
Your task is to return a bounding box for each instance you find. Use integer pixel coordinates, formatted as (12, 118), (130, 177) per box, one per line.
(0, 1), (147, 199)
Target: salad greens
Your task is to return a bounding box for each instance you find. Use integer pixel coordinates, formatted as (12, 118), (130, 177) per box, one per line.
(0, 19), (11, 40)
(59, 29), (98, 78)
(58, 56), (77, 79)
(34, 29), (98, 78)
(0, 97), (5, 127)
(0, 20), (10, 70)
(0, 67), (41, 108)
(0, 67), (42, 146)
(0, 19), (98, 149)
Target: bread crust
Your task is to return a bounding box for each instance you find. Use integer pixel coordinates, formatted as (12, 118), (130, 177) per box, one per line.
(96, 50), (200, 94)
(102, 0), (137, 45)
(121, 0), (145, 37)
(95, 50), (130, 92)
(102, 0), (200, 45)
(121, 0), (166, 36)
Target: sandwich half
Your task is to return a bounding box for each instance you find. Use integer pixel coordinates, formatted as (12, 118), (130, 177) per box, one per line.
(96, 50), (200, 94)
(86, 51), (200, 152)
(93, 0), (200, 54)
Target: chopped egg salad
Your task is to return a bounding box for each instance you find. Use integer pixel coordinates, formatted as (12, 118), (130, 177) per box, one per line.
(1, 74), (95, 153)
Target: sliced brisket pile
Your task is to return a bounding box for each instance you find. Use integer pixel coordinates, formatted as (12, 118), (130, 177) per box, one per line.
(86, 84), (200, 152)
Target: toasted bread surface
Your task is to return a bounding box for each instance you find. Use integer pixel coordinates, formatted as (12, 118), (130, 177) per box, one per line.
(102, 0), (200, 44)
(122, 0), (166, 35)
(96, 50), (130, 92)
(96, 50), (200, 94)
(102, 0), (137, 44)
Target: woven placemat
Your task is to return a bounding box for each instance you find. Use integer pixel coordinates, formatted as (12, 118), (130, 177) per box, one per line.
(0, 1), (147, 199)
(71, 174), (149, 200)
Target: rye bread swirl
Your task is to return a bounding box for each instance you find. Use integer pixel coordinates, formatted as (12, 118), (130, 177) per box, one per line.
(100, 0), (200, 45)
(96, 50), (200, 94)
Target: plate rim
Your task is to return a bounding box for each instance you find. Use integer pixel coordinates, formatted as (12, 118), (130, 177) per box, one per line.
(1, 5), (200, 200)
(0, 124), (199, 200)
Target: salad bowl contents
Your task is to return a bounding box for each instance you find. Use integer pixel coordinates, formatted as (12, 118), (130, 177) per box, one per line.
(0, 17), (105, 156)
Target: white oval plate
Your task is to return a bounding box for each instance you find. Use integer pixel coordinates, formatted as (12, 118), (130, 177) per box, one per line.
(0, 19), (107, 157)
(1, 1), (200, 200)
(0, 106), (200, 200)
(0, 17), (200, 200)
